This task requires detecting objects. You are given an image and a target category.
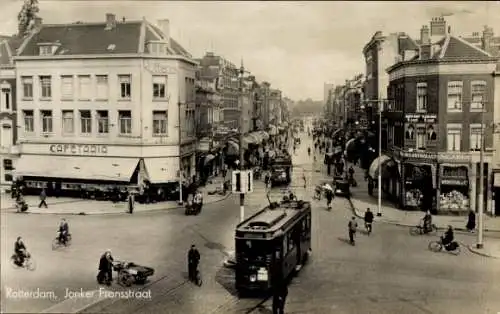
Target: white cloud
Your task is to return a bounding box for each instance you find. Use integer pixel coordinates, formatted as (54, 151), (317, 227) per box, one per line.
(0, 1), (498, 100)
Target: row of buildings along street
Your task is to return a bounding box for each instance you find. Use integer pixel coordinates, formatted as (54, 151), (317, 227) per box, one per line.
(324, 16), (500, 216)
(0, 14), (291, 198)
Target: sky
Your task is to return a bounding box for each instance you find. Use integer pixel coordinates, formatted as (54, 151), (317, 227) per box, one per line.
(1, 1), (499, 101)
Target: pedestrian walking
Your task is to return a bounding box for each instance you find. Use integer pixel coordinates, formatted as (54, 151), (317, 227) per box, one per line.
(325, 189), (334, 210)
(38, 188), (48, 208)
(128, 193), (135, 214)
(272, 279), (288, 314)
(348, 216), (358, 245)
(466, 210), (476, 232)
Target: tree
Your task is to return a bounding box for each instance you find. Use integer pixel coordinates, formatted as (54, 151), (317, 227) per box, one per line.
(17, 0), (39, 37)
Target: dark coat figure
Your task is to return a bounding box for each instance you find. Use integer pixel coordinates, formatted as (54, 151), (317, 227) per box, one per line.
(188, 245), (200, 281)
(98, 251), (114, 284)
(466, 210), (476, 232)
(326, 189), (334, 208)
(128, 194), (135, 214)
(272, 280), (288, 314)
(368, 179), (374, 196)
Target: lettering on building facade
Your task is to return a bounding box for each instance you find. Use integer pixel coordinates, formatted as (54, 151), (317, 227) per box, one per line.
(144, 61), (177, 75)
(49, 144), (108, 155)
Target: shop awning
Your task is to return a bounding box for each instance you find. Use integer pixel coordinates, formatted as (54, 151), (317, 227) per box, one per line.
(14, 155), (138, 182)
(144, 158), (180, 184)
(368, 155), (395, 179)
(268, 125), (278, 136)
(247, 133), (262, 144)
(227, 140), (239, 155)
(258, 131), (270, 140)
(204, 154), (216, 165)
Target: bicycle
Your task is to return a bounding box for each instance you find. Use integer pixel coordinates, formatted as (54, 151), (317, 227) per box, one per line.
(364, 222), (372, 235)
(52, 233), (72, 250)
(409, 224), (437, 236)
(10, 253), (36, 271)
(428, 239), (461, 255)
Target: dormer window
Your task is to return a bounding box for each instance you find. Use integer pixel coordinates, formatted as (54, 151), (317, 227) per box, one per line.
(38, 43), (60, 56)
(147, 41), (167, 55)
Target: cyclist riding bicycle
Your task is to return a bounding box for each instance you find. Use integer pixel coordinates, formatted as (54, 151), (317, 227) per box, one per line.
(441, 225), (455, 248)
(14, 236), (28, 266)
(58, 218), (69, 245)
(421, 210), (432, 233)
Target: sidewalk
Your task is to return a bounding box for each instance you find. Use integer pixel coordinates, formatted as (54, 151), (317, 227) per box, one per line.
(0, 179), (231, 215)
(347, 163), (500, 258)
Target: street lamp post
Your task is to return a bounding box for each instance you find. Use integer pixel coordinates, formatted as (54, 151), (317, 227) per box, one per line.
(178, 101), (183, 205)
(238, 60), (248, 222)
(377, 99), (383, 217)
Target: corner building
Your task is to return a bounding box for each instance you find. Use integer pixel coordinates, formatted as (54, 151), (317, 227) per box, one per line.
(14, 14), (197, 194)
(384, 28), (498, 214)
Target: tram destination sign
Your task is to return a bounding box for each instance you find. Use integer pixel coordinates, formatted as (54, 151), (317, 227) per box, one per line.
(49, 144), (108, 156)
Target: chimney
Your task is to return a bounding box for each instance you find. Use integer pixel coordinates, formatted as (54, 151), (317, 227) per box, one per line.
(420, 45), (431, 60)
(430, 16), (446, 42)
(105, 13), (116, 30)
(420, 25), (430, 44)
(482, 25), (494, 54)
(157, 19), (170, 44)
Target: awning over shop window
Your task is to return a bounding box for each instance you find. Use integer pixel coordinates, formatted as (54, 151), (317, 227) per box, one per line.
(204, 154), (216, 165)
(258, 131), (270, 140)
(144, 158), (179, 184)
(14, 155), (139, 182)
(247, 133), (261, 144)
(227, 140), (239, 155)
(368, 155), (395, 179)
(268, 125), (278, 136)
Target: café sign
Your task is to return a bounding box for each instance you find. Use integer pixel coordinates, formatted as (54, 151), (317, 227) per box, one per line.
(49, 144), (108, 155)
(405, 114), (437, 123)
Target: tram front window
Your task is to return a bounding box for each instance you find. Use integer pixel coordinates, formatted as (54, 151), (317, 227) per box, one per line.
(236, 239), (272, 264)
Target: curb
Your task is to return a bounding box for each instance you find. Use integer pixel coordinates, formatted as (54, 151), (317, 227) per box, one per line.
(347, 197), (500, 234)
(1, 193), (233, 216)
(466, 245), (500, 259)
(1, 198), (89, 211)
(347, 197), (500, 259)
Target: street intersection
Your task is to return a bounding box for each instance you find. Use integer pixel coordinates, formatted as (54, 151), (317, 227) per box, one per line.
(1, 133), (500, 314)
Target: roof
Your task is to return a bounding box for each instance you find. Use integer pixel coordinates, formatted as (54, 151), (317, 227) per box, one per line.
(18, 19), (192, 59)
(0, 36), (24, 65)
(398, 36), (419, 53)
(431, 35), (493, 60)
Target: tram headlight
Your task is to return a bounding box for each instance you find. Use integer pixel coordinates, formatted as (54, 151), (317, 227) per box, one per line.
(249, 274), (257, 282)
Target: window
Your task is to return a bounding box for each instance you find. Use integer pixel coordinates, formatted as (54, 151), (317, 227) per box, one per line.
(147, 42), (166, 54)
(79, 110), (91, 134)
(119, 75), (131, 99)
(118, 110), (132, 134)
(1, 87), (11, 110)
(416, 82), (427, 111)
(96, 75), (109, 100)
(416, 127), (426, 150)
(21, 77), (33, 99)
(470, 125), (483, 151)
(39, 46), (52, 56)
(23, 110), (34, 132)
(152, 111), (167, 135)
(41, 110), (53, 133)
(447, 128), (461, 151)
(3, 159), (13, 170)
(62, 110), (74, 134)
(4, 174), (13, 182)
(153, 76), (167, 99)
(447, 81), (462, 111)
(39, 76), (52, 99)
(77, 75), (91, 100)
(61, 76), (74, 100)
(97, 110), (109, 134)
(185, 109), (195, 136)
(470, 81), (486, 111)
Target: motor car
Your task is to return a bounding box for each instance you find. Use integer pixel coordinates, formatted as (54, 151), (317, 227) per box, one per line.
(334, 178), (350, 197)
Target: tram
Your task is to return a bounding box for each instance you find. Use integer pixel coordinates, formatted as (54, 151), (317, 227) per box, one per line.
(234, 199), (312, 295)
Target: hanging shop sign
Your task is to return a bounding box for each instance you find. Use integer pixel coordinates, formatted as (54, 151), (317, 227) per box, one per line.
(405, 114), (437, 123)
(49, 144), (108, 156)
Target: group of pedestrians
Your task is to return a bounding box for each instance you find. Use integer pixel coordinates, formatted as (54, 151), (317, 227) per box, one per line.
(347, 208), (374, 245)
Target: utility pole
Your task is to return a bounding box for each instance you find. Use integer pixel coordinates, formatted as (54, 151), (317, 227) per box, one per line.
(477, 108), (485, 249)
(178, 101), (183, 205)
(239, 60), (245, 222)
